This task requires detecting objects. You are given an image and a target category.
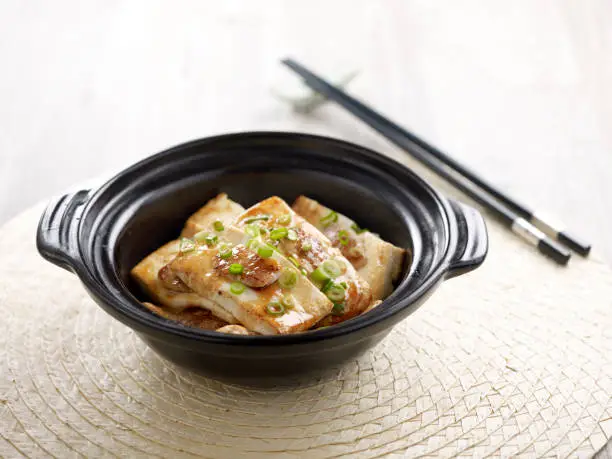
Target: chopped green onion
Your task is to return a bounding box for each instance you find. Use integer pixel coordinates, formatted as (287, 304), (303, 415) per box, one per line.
(194, 231), (218, 246)
(179, 237), (196, 253)
(320, 211), (338, 228)
(218, 242), (232, 251)
(266, 301), (285, 316)
(311, 266), (330, 283)
(257, 244), (274, 258)
(205, 234), (218, 246)
(337, 230), (350, 246)
(193, 231), (206, 242)
(270, 227), (289, 240)
(244, 215), (270, 224)
(301, 241), (312, 252)
(351, 223), (368, 234)
(331, 303), (345, 316)
(278, 270), (298, 289)
(287, 256), (300, 268)
(230, 282), (245, 294)
(321, 279), (334, 293)
(280, 295), (295, 309)
(229, 263), (243, 275)
(219, 242), (232, 260)
(339, 281), (348, 289)
(326, 284), (346, 302)
(278, 214), (292, 226)
(287, 229), (298, 241)
(245, 224), (260, 238)
(300, 268), (308, 276)
(260, 227), (268, 234)
(320, 259), (342, 278)
(213, 220), (225, 232)
(193, 231), (211, 243)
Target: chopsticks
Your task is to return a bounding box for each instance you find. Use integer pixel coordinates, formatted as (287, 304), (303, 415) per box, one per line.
(282, 58), (591, 265)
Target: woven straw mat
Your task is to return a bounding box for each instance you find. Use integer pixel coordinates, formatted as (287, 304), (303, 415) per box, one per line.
(1, 199), (611, 458)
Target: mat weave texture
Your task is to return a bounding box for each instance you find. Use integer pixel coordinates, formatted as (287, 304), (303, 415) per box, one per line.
(1, 203), (611, 458)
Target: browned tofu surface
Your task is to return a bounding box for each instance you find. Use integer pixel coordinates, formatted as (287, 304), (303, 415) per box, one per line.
(181, 193), (244, 238)
(234, 197), (372, 324)
(293, 195), (406, 302)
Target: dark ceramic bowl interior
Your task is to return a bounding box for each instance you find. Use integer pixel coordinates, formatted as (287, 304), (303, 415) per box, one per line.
(37, 132), (487, 385)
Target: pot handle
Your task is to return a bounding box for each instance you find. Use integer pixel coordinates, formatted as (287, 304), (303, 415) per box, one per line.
(36, 189), (91, 273)
(446, 200), (489, 279)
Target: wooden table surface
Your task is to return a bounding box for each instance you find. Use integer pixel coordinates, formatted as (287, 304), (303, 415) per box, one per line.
(1, 1), (611, 456)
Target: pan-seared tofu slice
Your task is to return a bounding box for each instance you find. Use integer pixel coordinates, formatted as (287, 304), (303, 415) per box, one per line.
(293, 196), (406, 302)
(168, 228), (333, 335)
(181, 193), (244, 238)
(130, 239), (238, 323)
(141, 302), (229, 330)
(233, 197), (372, 325)
(216, 325), (253, 335)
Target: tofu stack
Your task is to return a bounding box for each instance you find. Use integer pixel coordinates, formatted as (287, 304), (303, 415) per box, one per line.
(131, 193), (406, 335)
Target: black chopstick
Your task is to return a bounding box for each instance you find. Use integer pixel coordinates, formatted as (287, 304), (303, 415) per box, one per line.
(282, 58), (574, 265)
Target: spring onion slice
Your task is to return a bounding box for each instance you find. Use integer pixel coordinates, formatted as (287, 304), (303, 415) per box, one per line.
(219, 249), (232, 259)
(278, 269), (298, 289)
(244, 215), (271, 224)
(245, 224), (261, 238)
(320, 211), (338, 228)
(331, 303), (345, 316)
(229, 263), (243, 275)
(311, 266), (330, 283)
(301, 241), (312, 252)
(287, 229), (298, 241)
(193, 231), (218, 246)
(179, 237), (196, 253)
(326, 284), (346, 302)
(270, 227), (289, 240)
(280, 295), (295, 309)
(287, 256), (300, 268)
(266, 301), (285, 316)
(205, 234), (218, 246)
(320, 259), (342, 278)
(230, 282), (245, 294)
(257, 244), (274, 258)
(351, 223), (368, 234)
(337, 230), (350, 246)
(320, 279), (334, 293)
(278, 214), (292, 226)
(213, 220), (225, 232)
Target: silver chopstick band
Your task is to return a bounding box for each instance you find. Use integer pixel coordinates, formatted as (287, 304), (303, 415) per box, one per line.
(530, 212), (562, 237)
(511, 218), (546, 245)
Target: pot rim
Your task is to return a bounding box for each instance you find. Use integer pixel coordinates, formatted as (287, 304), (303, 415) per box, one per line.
(46, 131), (471, 347)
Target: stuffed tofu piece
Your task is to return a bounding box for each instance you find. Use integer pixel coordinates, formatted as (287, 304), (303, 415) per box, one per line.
(167, 226), (334, 335)
(293, 196), (406, 302)
(130, 239), (238, 323)
(233, 197), (372, 325)
(181, 193), (244, 238)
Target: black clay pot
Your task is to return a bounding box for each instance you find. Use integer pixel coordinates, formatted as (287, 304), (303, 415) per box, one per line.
(37, 132), (487, 386)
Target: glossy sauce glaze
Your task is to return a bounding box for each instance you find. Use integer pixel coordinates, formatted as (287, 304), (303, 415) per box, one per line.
(234, 197), (372, 324)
